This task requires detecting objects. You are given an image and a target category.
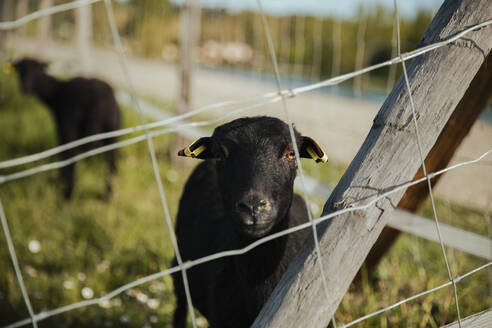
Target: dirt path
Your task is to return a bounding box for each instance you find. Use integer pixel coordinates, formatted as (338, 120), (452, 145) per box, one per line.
(11, 39), (492, 210)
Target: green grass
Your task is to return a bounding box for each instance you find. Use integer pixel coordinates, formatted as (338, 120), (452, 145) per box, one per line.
(0, 67), (192, 327)
(303, 154), (491, 326)
(0, 67), (490, 328)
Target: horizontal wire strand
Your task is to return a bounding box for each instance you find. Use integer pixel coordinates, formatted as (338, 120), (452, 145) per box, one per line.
(0, 0), (102, 30)
(0, 95), (282, 184)
(0, 91), (276, 169)
(340, 262), (492, 328)
(0, 19), (490, 170)
(2, 148), (491, 328)
(0, 4), (490, 328)
(102, 0), (197, 326)
(256, 0), (333, 313)
(393, 0), (463, 324)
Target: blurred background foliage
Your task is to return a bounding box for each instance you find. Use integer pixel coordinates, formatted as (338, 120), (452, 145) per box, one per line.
(0, 0), (490, 327)
(18, 0), (435, 92)
(0, 62), (490, 327)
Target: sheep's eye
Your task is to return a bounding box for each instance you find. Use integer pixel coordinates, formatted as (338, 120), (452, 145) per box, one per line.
(284, 150), (296, 160)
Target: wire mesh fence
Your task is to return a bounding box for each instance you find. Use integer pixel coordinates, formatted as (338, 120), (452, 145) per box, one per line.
(0, 0), (491, 327)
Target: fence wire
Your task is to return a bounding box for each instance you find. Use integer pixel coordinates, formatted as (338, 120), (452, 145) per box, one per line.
(393, 0), (463, 325)
(0, 0), (491, 327)
(2, 147), (491, 328)
(0, 201), (38, 328)
(1, 17), (491, 172)
(102, 0), (198, 327)
(340, 262), (492, 328)
(0, 0), (102, 30)
(256, 0), (332, 318)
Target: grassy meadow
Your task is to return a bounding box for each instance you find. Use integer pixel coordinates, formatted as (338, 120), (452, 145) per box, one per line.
(0, 67), (490, 328)
(0, 69), (190, 327)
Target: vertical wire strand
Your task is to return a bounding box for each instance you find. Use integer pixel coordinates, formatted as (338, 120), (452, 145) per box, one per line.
(312, 17), (323, 82)
(1, 2), (490, 327)
(280, 16), (292, 83)
(0, 201), (38, 328)
(255, 0), (333, 314)
(331, 17), (341, 93)
(392, 0), (462, 326)
(253, 11), (265, 77)
(326, 17), (338, 328)
(102, 1), (197, 327)
(1, 147), (491, 328)
(311, 16), (324, 115)
(354, 9), (367, 98)
(386, 21), (398, 94)
(294, 15), (305, 80)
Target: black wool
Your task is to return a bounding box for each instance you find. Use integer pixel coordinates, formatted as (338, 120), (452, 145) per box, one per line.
(14, 58), (121, 199)
(172, 116), (320, 328)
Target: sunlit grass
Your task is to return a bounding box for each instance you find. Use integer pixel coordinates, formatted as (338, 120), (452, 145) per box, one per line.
(0, 69), (192, 327)
(0, 68), (490, 328)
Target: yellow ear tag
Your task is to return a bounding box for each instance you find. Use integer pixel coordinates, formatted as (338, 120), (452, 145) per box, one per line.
(3, 62), (14, 75)
(306, 147), (328, 163)
(184, 144), (206, 158)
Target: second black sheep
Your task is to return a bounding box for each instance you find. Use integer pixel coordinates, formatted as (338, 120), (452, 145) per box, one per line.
(13, 58), (121, 199)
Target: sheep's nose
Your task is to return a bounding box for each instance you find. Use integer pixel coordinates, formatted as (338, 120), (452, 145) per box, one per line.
(236, 198), (269, 220)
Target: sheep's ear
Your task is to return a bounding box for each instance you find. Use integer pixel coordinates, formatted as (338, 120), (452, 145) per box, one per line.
(178, 137), (215, 159)
(2, 62), (14, 75)
(299, 136), (328, 163)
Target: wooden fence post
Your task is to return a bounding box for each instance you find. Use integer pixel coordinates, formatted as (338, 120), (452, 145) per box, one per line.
(37, 0), (52, 56)
(75, 2), (92, 75)
(16, 0), (29, 37)
(362, 49), (492, 279)
(0, 0), (13, 51)
(354, 9), (367, 98)
(252, 1), (492, 327)
(171, 0), (200, 164)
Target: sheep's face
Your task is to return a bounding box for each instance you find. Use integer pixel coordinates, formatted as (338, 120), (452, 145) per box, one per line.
(13, 58), (48, 94)
(179, 116), (327, 240)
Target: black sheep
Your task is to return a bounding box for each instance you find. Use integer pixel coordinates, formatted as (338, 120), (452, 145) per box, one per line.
(172, 116), (328, 328)
(13, 58), (121, 199)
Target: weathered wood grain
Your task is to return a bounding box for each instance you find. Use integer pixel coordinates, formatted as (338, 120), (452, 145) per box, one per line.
(252, 1), (492, 327)
(364, 44), (492, 278)
(119, 94), (492, 263)
(441, 308), (492, 328)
